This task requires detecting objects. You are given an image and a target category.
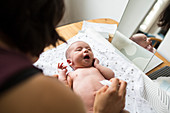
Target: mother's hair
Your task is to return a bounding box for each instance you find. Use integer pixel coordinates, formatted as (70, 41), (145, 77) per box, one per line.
(157, 4), (170, 29)
(0, 0), (66, 57)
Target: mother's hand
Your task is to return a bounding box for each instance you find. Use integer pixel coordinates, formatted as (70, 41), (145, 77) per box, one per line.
(93, 78), (127, 113)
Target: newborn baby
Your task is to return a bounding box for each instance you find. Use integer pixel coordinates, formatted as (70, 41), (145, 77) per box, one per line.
(58, 41), (129, 113)
(130, 33), (154, 53)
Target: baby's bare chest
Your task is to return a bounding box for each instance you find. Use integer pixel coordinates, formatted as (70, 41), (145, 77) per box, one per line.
(73, 68), (104, 80)
(70, 68), (106, 111)
(72, 68), (105, 92)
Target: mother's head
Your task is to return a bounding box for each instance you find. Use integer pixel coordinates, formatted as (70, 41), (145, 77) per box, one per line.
(0, 0), (66, 57)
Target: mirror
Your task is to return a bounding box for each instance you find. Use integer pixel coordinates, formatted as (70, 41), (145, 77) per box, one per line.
(136, 0), (170, 73)
(138, 0), (169, 51)
(111, 0), (169, 73)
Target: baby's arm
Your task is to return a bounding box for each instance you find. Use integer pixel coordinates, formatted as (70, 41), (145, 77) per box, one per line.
(58, 63), (68, 85)
(93, 58), (114, 79)
(67, 73), (73, 89)
(58, 63), (73, 88)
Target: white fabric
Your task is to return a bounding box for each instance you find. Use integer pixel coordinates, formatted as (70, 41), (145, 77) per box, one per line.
(34, 29), (156, 113)
(100, 80), (112, 86)
(142, 75), (170, 113)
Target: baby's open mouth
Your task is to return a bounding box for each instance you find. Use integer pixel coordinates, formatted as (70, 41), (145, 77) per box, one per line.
(84, 55), (90, 59)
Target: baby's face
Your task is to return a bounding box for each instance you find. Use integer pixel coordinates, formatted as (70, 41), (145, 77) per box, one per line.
(67, 41), (94, 69)
(131, 34), (152, 49)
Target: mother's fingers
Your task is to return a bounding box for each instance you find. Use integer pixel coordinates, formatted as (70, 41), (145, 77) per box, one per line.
(97, 85), (109, 93)
(108, 78), (120, 92)
(108, 78), (127, 97)
(118, 80), (127, 97)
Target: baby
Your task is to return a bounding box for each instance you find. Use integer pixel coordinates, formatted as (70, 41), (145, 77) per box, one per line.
(58, 41), (129, 113)
(130, 33), (154, 53)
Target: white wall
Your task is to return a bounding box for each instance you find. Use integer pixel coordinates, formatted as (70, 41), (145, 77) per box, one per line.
(117, 0), (157, 38)
(146, 0), (169, 34)
(59, 0), (129, 25)
(58, 0), (71, 26)
(157, 29), (170, 62)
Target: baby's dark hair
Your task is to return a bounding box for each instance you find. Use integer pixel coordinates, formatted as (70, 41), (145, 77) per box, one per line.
(157, 4), (170, 29)
(0, 0), (66, 57)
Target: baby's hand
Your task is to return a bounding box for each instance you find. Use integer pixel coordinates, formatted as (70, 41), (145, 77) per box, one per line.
(93, 58), (99, 67)
(58, 63), (68, 83)
(58, 63), (68, 73)
(146, 45), (154, 53)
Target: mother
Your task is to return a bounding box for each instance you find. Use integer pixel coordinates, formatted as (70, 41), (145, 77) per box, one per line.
(0, 0), (127, 113)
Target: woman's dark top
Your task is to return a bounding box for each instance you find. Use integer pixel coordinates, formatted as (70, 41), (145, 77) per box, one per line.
(0, 47), (41, 93)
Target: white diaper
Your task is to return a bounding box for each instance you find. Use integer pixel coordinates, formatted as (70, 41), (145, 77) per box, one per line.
(100, 80), (112, 86)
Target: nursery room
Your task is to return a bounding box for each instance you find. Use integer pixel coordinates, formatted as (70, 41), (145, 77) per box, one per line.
(0, 0), (170, 113)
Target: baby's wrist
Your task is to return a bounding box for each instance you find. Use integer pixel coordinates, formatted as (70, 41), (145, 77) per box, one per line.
(58, 76), (67, 81)
(94, 63), (100, 68)
(58, 69), (67, 73)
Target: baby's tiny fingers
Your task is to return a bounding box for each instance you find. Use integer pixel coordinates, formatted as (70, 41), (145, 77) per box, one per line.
(63, 66), (67, 69)
(58, 63), (60, 68)
(60, 63), (63, 66)
(58, 63), (64, 69)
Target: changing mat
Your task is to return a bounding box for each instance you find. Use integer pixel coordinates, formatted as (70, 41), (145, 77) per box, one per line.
(34, 28), (168, 113)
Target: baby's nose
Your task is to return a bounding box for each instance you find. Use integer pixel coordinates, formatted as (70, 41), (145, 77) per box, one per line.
(83, 48), (88, 53)
(147, 38), (152, 44)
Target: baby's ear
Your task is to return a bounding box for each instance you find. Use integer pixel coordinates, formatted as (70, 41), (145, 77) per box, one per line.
(67, 59), (72, 66)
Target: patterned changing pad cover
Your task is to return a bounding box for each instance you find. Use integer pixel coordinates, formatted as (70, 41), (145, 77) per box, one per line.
(34, 28), (169, 113)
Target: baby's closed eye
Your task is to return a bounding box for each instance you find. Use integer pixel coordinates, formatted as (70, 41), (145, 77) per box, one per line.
(75, 47), (82, 51)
